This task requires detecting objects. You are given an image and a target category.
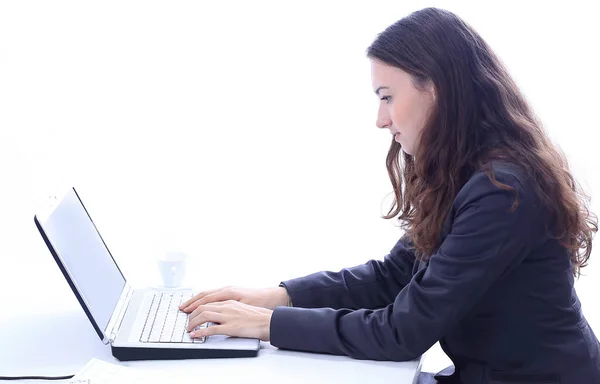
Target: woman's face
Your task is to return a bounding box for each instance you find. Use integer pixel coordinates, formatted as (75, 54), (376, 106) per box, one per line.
(370, 59), (436, 155)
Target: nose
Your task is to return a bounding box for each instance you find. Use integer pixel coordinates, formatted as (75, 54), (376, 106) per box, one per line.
(376, 103), (391, 129)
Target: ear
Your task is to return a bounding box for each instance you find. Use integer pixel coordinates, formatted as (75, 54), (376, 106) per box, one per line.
(426, 80), (436, 101)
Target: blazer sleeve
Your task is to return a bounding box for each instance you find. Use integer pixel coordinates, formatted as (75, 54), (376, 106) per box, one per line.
(279, 235), (417, 310)
(270, 170), (539, 361)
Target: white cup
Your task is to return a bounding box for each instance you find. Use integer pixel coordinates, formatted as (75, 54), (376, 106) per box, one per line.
(157, 251), (188, 288)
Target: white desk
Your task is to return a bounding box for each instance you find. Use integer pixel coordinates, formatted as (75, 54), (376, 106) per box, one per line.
(0, 307), (422, 383)
(0, 225), (421, 383)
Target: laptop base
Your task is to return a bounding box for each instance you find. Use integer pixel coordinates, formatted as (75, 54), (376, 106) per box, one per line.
(111, 344), (260, 361)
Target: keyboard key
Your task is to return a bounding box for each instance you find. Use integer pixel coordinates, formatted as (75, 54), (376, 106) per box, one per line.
(140, 292), (207, 344)
(159, 294), (183, 342)
(171, 312), (188, 342)
(193, 323), (208, 343)
(139, 294), (159, 342)
(182, 330), (194, 343)
(148, 295), (172, 343)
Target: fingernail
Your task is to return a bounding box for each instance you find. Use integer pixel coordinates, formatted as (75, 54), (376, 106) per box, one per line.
(190, 332), (196, 337)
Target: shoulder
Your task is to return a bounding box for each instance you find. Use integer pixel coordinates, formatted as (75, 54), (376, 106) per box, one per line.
(440, 161), (546, 251)
(453, 161), (541, 217)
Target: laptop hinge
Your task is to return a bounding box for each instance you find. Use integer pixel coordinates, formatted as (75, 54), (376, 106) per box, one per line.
(104, 283), (134, 344)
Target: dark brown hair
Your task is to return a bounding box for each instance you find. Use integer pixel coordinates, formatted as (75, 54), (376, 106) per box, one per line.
(366, 7), (597, 276)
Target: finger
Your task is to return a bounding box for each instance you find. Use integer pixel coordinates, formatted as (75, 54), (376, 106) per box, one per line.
(179, 287), (233, 312)
(179, 291), (210, 311)
(192, 301), (243, 318)
(179, 287), (223, 310)
(190, 324), (228, 339)
(199, 299), (237, 306)
(186, 311), (227, 332)
(181, 291), (237, 313)
(189, 303), (221, 320)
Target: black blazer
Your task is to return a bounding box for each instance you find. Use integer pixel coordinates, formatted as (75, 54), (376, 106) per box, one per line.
(270, 162), (600, 384)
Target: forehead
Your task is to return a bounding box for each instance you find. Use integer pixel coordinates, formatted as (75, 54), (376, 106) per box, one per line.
(370, 59), (410, 87)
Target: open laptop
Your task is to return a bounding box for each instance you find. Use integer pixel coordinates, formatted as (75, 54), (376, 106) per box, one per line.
(34, 187), (260, 361)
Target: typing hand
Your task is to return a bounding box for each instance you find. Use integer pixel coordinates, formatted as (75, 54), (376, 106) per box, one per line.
(179, 286), (289, 313)
(185, 300), (273, 341)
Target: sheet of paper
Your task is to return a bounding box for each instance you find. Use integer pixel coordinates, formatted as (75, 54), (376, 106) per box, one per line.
(67, 358), (151, 384)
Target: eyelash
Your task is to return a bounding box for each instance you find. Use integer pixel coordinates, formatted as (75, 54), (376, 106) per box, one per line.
(380, 96), (391, 104)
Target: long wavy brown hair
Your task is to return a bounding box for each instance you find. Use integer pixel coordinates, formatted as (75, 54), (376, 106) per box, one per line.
(367, 7), (597, 276)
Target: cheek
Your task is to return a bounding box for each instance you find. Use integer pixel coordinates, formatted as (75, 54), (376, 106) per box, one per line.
(389, 99), (410, 130)
(390, 96), (427, 137)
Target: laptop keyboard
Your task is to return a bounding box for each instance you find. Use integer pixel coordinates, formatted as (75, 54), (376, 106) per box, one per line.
(139, 292), (208, 344)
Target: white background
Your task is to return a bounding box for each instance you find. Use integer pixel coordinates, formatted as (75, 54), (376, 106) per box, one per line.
(1, 0), (599, 374)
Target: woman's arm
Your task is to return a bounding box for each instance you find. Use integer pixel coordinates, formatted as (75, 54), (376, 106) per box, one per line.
(279, 235), (417, 310)
(270, 169), (537, 361)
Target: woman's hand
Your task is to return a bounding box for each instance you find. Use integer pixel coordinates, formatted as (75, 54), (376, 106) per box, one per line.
(179, 286), (289, 313)
(185, 300), (273, 341)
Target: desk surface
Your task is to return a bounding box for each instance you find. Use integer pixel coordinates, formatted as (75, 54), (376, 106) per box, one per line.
(0, 308), (421, 383)
(0, 234), (421, 383)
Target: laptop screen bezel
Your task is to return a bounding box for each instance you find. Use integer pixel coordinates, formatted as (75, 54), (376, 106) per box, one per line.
(33, 187), (128, 343)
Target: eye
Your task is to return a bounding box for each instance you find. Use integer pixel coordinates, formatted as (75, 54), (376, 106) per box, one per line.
(379, 96), (391, 104)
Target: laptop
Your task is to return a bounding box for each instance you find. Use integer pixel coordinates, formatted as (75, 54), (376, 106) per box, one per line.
(34, 187), (260, 361)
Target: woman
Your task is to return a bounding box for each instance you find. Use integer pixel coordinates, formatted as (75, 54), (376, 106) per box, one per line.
(180, 7), (600, 383)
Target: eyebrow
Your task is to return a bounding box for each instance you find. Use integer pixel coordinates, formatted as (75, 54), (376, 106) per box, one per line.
(375, 86), (390, 95)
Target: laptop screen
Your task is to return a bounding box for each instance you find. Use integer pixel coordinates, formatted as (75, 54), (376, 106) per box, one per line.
(38, 189), (126, 333)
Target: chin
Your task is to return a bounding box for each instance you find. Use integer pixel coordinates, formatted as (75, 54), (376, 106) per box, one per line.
(401, 146), (414, 156)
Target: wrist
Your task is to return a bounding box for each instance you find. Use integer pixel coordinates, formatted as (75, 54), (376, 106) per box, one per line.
(262, 311), (273, 341)
(273, 286), (291, 308)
